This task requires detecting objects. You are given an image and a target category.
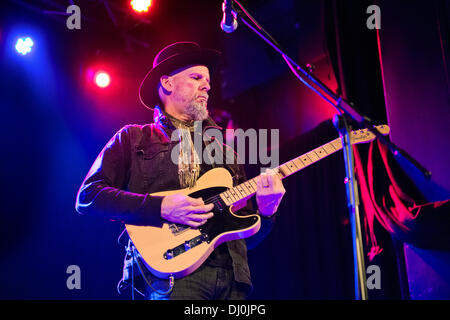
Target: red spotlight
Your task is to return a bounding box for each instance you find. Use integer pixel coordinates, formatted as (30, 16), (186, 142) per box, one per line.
(94, 71), (111, 88)
(130, 0), (152, 13)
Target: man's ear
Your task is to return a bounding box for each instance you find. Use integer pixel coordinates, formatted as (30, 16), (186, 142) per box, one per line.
(159, 75), (172, 92)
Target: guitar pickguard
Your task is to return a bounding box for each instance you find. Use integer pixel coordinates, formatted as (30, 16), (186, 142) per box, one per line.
(187, 187), (259, 244)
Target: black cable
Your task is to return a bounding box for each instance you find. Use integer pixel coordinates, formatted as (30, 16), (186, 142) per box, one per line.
(131, 245), (175, 297)
(131, 244), (135, 300)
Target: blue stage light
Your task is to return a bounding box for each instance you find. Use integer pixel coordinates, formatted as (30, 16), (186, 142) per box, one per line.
(15, 37), (34, 55)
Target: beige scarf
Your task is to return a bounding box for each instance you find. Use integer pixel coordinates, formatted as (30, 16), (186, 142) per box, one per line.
(166, 114), (201, 189)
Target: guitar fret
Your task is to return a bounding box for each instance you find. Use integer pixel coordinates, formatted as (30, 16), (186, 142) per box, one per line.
(248, 181), (257, 193)
(315, 146), (327, 157)
(323, 142), (336, 154)
(313, 150), (323, 159)
(222, 191), (230, 203)
(229, 189), (240, 201)
(220, 192), (231, 206)
(249, 178), (258, 190)
(227, 190), (236, 202)
(240, 182), (250, 195)
(224, 190), (236, 203)
(283, 163), (293, 173)
(307, 151), (319, 162)
(242, 182), (253, 195)
(328, 140), (337, 150)
(331, 139), (342, 150)
(288, 160), (297, 170)
(235, 185), (245, 198)
(279, 166), (290, 178)
(238, 185), (248, 197)
(293, 157), (304, 169)
(301, 155), (312, 166)
(232, 187), (241, 199)
(281, 162), (296, 177)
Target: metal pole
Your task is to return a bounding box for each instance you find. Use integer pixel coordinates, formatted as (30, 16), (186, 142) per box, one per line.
(337, 115), (368, 300)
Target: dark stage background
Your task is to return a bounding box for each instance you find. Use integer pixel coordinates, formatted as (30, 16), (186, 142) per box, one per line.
(0, 0), (448, 299)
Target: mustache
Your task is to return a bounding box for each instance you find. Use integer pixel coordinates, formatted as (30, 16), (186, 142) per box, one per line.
(195, 94), (209, 100)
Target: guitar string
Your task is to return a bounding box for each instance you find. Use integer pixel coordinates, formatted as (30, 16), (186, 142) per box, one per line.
(174, 182), (257, 230)
(202, 183), (255, 205)
(202, 178), (260, 205)
(198, 168), (287, 206)
(169, 196), (220, 231)
(204, 195), (221, 205)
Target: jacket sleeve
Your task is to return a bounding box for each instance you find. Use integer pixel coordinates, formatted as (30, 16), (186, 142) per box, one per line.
(75, 125), (164, 226)
(232, 164), (276, 250)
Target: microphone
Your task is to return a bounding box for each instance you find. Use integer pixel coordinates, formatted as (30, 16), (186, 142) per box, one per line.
(220, 0), (238, 33)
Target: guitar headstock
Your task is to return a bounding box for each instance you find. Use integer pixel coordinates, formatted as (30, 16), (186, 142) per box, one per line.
(349, 125), (390, 144)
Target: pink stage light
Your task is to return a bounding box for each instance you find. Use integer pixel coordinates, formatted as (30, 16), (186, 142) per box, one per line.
(94, 71), (111, 88)
(130, 0), (152, 13)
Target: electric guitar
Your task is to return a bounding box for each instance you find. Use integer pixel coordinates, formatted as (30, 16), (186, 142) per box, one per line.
(126, 125), (390, 279)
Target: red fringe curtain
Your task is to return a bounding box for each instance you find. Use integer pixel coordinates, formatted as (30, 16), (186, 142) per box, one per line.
(353, 140), (450, 260)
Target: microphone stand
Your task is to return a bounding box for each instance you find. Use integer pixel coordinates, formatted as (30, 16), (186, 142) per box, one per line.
(230, 0), (431, 300)
(333, 114), (368, 300)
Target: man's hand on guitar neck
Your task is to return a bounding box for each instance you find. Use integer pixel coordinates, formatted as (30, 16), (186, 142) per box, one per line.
(161, 194), (214, 228)
(256, 168), (286, 217)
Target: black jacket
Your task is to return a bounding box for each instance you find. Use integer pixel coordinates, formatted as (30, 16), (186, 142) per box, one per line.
(75, 107), (275, 288)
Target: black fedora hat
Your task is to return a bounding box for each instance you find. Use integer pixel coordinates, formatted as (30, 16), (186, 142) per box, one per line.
(139, 41), (221, 110)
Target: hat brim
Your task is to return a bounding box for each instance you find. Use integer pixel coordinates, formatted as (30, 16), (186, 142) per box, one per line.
(139, 48), (221, 110)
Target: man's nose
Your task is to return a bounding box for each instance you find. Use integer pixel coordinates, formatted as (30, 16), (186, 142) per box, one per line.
(200, 80), (210, 92)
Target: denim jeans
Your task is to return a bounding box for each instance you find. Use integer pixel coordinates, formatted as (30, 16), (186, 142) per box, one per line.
(144, 264), (248, 300)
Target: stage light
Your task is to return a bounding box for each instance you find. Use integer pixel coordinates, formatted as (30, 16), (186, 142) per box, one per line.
(130, 0), (152, 13)
(94, 71), (111, 88)
(15, 37), (34, 55)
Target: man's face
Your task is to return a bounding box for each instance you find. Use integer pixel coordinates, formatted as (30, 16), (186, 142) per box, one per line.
(162, 65), (211, 121)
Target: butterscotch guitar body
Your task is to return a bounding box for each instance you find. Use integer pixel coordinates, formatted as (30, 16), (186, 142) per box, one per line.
(125, 167), (261, 279)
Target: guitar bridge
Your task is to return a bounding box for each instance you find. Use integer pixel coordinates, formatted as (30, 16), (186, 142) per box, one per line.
(168, 223), (190, 236)
(163, 233), (209, 260)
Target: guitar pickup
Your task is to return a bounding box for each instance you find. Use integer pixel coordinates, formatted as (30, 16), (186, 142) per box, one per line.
(163, 233), (209, 260)
(213, 202), (223, 212)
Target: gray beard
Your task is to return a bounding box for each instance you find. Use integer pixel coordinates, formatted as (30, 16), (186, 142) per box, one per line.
(185, 101), (209, 121)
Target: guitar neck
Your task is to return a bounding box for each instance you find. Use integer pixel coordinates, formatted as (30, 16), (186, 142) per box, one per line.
(219, 137), (342, 206)
(219, 125), (389, 206)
